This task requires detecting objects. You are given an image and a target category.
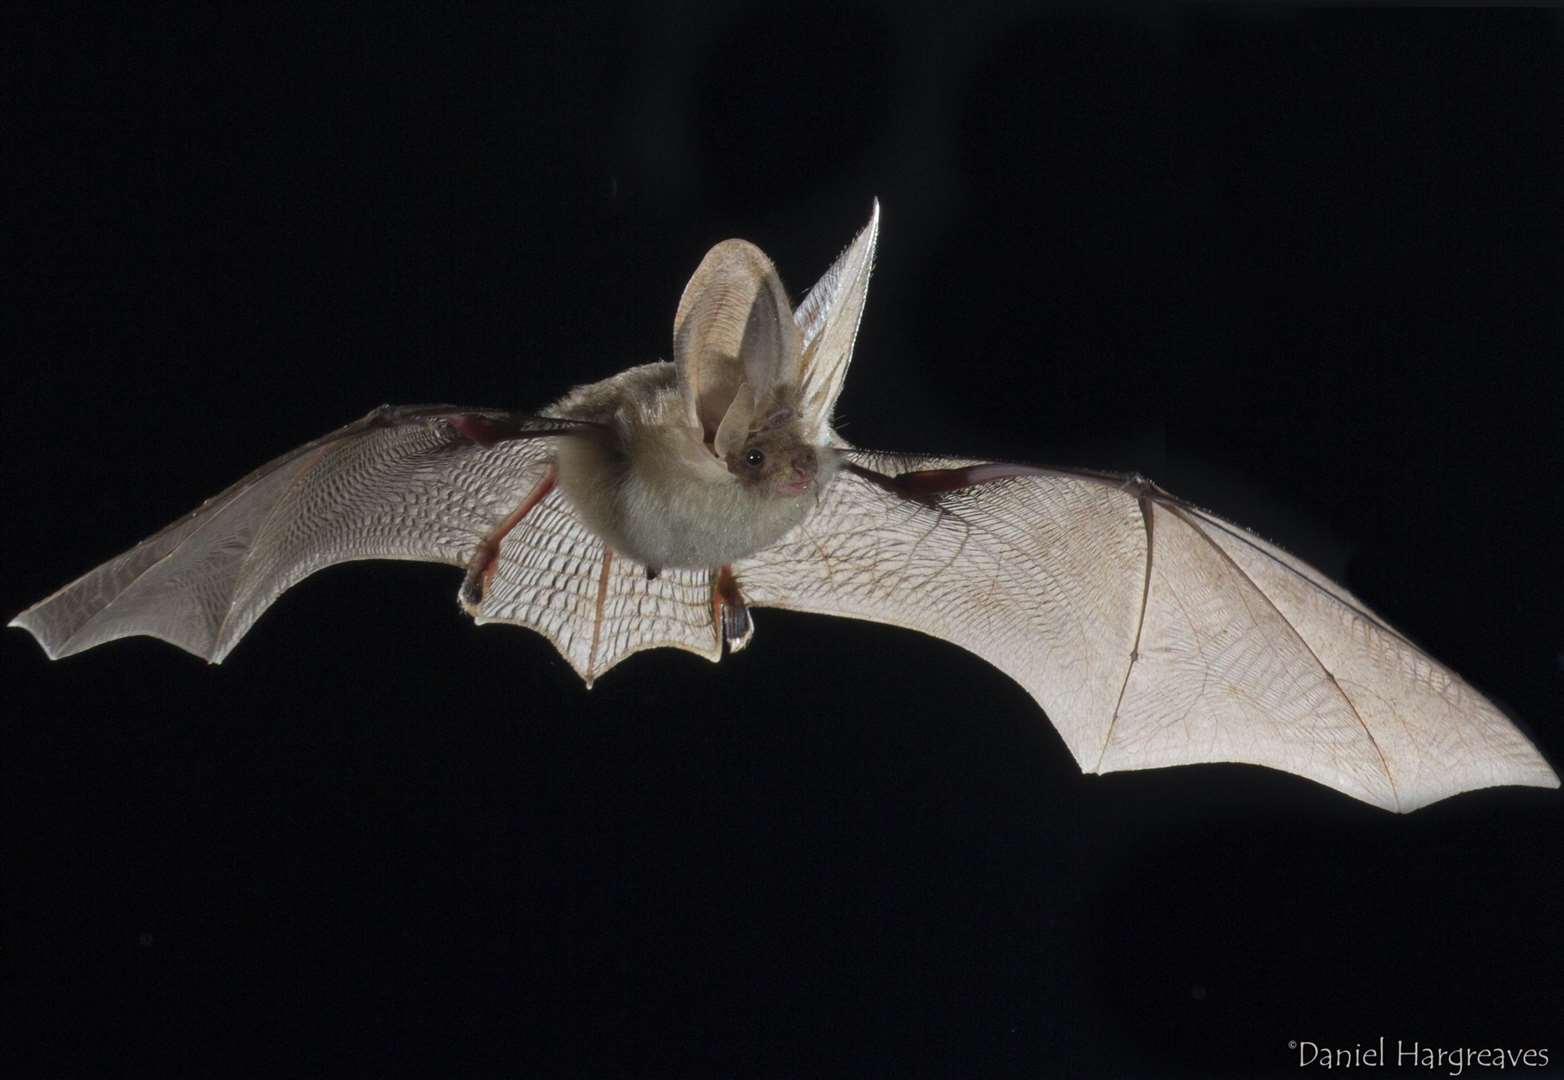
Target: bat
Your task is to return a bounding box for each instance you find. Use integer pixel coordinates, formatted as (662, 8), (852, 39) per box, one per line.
(12, 202), (1557, 813)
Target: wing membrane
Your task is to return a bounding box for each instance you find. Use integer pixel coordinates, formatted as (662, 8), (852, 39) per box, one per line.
(737, 450), (1559, 811)
(473, 493), (721, 684)
(13, 407), (566, 662)
(13, 416), (1556, 811)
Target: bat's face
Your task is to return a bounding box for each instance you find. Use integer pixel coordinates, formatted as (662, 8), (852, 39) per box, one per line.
(723, 406), (819, 498)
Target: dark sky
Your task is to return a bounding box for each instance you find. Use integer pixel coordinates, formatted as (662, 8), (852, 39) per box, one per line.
(6, 5), (1562, 1077)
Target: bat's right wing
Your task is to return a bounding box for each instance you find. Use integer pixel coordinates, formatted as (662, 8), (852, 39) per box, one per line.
(12, 402), (735, 680)
(735, 450), (1559, 812)
(11, 406), (586, 663)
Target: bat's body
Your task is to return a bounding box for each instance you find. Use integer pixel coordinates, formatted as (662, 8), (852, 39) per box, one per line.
(12, 203), (1558, 812)
(550, 361), (837, 578)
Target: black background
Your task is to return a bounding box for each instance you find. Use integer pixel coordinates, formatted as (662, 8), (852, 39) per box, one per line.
(6, 5), (1562, 1077)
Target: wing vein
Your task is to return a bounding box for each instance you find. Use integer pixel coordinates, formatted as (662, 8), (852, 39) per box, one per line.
(1095, 494), (1155, 771)
(911, 455), (1417, 651)
(1167, 504), (1401, 810)
(211, 443), (336, 652)
(52, 453), (314, 658)
(1158, 500), (1415, 649)
(587, 546), (614, 681)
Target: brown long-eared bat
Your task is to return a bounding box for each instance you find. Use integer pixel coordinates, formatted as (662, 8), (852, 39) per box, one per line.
(13, 202), (1558, 813)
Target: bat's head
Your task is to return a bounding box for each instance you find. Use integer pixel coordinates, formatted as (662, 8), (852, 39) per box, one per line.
(673, 205), (878, 496)
(721, 402), (820, 498)
(672, 238), (825, 499)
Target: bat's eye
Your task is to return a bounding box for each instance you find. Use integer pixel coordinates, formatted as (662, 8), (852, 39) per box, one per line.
(744, 448), (765, 468)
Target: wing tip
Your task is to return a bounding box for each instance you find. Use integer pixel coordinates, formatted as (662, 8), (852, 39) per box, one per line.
(9, 611), (66, 660)
(9, 607), (95, 662)
(9, 609), (231, 666)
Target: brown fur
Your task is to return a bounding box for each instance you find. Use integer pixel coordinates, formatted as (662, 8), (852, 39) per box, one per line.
(551, 362), (839, 571)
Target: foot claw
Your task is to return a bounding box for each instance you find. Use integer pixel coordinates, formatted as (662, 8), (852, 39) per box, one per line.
(714, 565), (754, 653)
(460, 565), (485, 610)
(721, 602), (752, 649)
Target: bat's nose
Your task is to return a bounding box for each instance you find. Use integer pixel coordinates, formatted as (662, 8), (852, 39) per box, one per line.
(790, 447), (817, 481)
(775, 447), (817, 496)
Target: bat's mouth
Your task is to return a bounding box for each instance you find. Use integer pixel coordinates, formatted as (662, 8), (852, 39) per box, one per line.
(776, 476), (812, 497)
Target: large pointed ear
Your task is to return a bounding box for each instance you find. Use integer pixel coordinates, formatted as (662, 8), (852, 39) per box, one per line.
(673, 239), (800, 441)
(793, 199), (880, 444)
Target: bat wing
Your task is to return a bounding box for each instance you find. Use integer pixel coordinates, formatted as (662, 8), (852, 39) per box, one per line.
(15, 203), (887, 681)
(11, 405), (722, 675)
(734, 450), (1559, 811)
(470, 504), (725, 683)
(16, 419), (1556, 810)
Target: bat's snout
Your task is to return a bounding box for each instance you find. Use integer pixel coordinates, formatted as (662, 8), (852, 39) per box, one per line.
(790, 447), (817, 480)
(776, 447), (817, 495)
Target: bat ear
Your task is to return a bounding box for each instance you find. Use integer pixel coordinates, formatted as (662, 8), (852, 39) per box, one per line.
(674, 239), (800, 442)
(712, 277), (800, 457)
(712, 382), (756, 460)
(793, 199), (881, 444)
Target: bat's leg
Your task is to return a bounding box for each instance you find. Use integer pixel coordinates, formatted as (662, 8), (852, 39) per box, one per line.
(460, 465), (558, 610)
(712, 565), (754, 653)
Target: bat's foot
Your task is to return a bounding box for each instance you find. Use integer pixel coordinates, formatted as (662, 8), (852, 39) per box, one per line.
(721, 602), (753, 650)
(459, 565), (485, 610)
(713, 565), (754, 653)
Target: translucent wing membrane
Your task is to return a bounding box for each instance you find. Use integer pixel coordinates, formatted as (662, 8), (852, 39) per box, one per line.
(12, 407), (574, 662)
(12, 197), (1555, 812)
(12, 432), (1555, 811)
(472, 496), (722, 683)
(737, 451), (1559, 811)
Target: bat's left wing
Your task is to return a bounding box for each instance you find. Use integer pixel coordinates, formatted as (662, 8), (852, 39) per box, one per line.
(734, 450), (1559, 811)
